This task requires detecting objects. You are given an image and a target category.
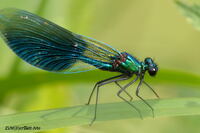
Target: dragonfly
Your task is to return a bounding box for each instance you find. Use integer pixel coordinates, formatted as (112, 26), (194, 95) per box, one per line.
(0, 8), (159, 125)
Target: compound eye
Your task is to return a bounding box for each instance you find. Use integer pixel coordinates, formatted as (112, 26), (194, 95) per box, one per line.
(148, 67), (157, 76)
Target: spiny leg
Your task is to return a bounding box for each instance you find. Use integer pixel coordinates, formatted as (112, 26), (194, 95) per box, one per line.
(86, 74), (125, 105)
(115, 75), (139, 100)
(91, 82), (100, 126)
(143, 81), (160, 99)
(115, 82), (133, 101)
(116, 76), (143, 119)
(117, 92), (143, 119)
(136, 76), (155, 117)
(88, 75), (130, 125)
(86, 83), (97, 105)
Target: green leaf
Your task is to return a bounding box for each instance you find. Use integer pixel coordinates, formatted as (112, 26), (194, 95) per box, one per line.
(0, 98), (200, 132)
(175, 0), (200, 30)
(0, 69), (199, 93)
(0, 69), (199, 102)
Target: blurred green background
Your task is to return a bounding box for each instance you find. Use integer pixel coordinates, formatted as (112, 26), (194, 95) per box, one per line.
(0, 0), (200, 133)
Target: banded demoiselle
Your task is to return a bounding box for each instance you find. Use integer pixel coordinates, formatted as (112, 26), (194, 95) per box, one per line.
(0, 8), (159, 125)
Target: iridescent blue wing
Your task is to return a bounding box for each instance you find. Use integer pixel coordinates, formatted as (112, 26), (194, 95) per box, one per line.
(0, 8), (120, 73)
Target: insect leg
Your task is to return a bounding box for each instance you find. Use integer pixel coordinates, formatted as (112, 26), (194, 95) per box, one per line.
(115, 75), (140, 101)
(136, 76), (155, 117)
(143, 81), (160, 98)
(115, 82), (133, 101)
(116, 76), (143, 119)
(86, 74), (125, 105)
(89, 75), (130, 125)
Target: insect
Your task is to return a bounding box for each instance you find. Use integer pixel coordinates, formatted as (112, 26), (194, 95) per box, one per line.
(0, 8), (159, 125)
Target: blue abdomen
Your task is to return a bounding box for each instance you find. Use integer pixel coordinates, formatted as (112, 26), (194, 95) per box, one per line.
(80, 57), (113, 71)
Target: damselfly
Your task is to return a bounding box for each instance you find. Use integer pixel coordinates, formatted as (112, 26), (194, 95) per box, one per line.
(0, 8), (159, 125)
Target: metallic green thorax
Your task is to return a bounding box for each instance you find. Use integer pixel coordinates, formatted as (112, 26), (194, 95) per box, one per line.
(96, 52), (157, 77)
(120, 57), (141, 72)
(115, 53), (158, 76)
(114, 52), (144, 74)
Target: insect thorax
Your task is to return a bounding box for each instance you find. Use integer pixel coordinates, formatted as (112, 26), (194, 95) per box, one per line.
(112, 52), (142, 74)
